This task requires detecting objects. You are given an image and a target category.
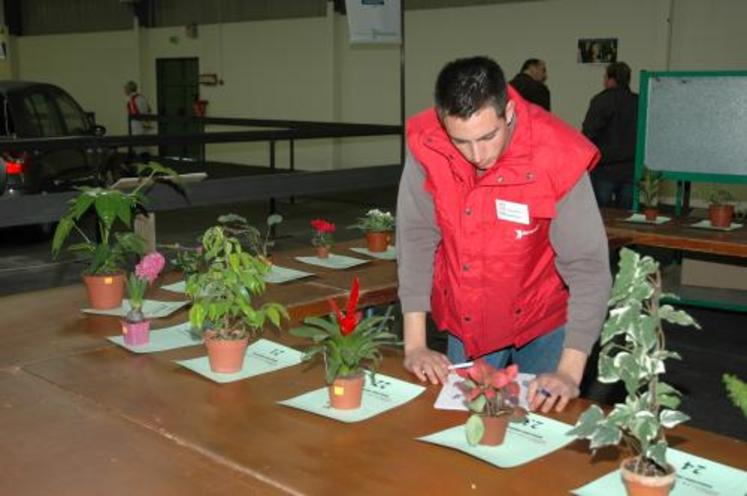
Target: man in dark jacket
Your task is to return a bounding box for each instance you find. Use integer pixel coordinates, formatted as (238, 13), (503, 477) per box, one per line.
(509, 59), (551, 111)
(582, 62), (638, 209)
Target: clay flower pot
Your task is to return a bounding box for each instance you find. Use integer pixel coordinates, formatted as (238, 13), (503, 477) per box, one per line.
(316, 245), (331, 259)
(708, 204), (734, 228)
(204, 332), (249, 373)
(620, 456), (676, 496)
(83, 272), (125, 309)
(365, 231), (391, 252)
(643, 208), (659, 222)
(478, 414), (511, 446)
(328, 373), (364, 409)
(122, 319), (151, 346)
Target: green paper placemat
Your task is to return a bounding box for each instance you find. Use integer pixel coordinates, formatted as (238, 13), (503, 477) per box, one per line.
(689, 219), (743, 231)
(416, 413), (575, 468)
(278, 373), (425, 423)
(264, 264), (315, 283)
(175, 338), (304, 384)
(349, 246), (397, 260)
(107, 322), (201, 353)
(161, 280), (186, 293)
(572, 448), (747, 496)
(82, 299), (188, 319)
(621, 213), (671, 225)
(294, 254), (369, 270)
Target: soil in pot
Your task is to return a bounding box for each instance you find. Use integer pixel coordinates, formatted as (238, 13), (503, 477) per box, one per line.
(478, 414), (510, 446)
(709, 204), (734, 228)
(83, 272), (125, 309)
(620, 456), (676, 496)
(328, 373), (364, 409)
(365, 231), (391, 252)
(204, 332), (249, 373)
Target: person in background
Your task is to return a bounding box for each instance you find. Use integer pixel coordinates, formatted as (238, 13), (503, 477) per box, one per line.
(124, 80), (152, 160)
(582, 62), (639, 210)
(397, 56), (611, 413)
(509, 58), (551, 111)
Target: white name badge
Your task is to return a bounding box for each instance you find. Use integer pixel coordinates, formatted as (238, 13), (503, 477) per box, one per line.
(495, 199), (530, 225)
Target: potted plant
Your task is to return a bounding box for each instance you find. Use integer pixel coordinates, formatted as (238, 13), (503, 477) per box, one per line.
(186, 225), (288, 373)
(639, 169), (662, 221)
(457, 360), (526, 446)
(708, 189), (736, 228)
(51, 163), (176, 309)
(122, 251), (166, 346)
(350, 209), (395, 252)
(723, 374), (747, 418)
(569, 247), (700, 496)
(218, 212), (283, 264)
(290, 277), (400, 409)
(310, 218), (336, 259)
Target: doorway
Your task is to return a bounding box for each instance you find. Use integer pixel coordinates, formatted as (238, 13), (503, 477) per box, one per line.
(156, 57), (200, 160)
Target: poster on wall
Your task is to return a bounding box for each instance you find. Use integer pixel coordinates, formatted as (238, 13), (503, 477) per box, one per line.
(345, 0), (401, 44)
(577, 38), (618, 64)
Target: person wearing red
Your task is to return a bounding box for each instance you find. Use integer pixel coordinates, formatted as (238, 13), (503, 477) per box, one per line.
(396, 56), (611, 413)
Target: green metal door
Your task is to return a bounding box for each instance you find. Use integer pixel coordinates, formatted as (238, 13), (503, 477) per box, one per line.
(156, 57), (200, 160)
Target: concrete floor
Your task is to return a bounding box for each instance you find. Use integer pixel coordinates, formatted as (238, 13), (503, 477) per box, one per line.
(1, 185), (745, 443)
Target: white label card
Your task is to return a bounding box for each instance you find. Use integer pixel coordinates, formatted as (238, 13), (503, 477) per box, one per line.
(496, 199), (530, 225)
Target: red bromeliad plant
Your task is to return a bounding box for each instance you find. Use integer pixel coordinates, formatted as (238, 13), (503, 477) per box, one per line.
(310, 218), (336, 247)
(290, 277), (400, 384)
(457, 360), (526, 445)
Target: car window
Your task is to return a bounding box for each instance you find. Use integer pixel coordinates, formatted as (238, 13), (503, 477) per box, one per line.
(53, 90), (89, 135)
(23, 92), (64, 137)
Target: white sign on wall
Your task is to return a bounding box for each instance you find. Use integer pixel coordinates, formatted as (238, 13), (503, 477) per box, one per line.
(345, 0), (401, 45)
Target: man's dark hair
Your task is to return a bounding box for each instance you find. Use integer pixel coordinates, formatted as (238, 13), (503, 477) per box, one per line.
(606, 62), (631, 87)
(520, 58), (542, 73)
(435, 56), (507, 119)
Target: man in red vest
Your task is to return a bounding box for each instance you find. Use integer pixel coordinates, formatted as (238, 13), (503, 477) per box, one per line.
(124, 80), (152, 158)
(396, 56), (611, 413)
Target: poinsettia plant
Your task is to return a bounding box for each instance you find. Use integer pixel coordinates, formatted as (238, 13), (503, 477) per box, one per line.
(290, 277), (400, 384)
(458, 360), (526, 445)
(125, 251), (166, 323)
(310, 218), (335, 248)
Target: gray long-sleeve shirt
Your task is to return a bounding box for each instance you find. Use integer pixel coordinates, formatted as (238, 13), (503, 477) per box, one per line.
(396, 150), (612, 354)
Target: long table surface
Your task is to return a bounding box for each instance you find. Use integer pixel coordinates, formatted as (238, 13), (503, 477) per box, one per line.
(3, 237), (747, 495)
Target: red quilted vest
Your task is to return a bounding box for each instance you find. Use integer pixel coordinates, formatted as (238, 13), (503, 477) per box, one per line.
(406, 87), (600, 358)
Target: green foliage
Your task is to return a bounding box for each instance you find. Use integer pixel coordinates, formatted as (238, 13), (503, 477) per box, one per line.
(186, 226), (288, 340)
(638, 169), (662, 208)
(349, 208), (396, 233)
(569, 248), (700, 473)
(290, 306), (400, 384)
(218, 212), (283, 258)
(51, 163), (178, 275)
(723, 374), (747, 418)
(709, 189), (736, 206)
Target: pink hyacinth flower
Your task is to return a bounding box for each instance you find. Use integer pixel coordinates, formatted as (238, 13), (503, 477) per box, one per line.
(135, 252), (166, 283)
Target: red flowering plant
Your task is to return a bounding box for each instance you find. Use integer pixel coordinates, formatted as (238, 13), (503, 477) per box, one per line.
(290, 277), (400, 384)
(457, 360), (527, 445)
(126, 251), (166, 323)
(310, 218), (336, 248)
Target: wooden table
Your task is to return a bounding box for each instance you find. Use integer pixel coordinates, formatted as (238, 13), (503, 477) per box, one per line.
(3, 238), (746, 495)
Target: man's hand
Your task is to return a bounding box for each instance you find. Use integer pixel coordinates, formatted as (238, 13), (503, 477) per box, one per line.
(404, 346), (451, 385)
(526, 372), (580, 413)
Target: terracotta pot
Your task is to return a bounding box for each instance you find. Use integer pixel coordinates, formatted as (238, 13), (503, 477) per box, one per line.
(316, 245), (331, 259)
(643, 208), (659, 222)
(328, 373), (364, 409)
(620, 456), (676, 496)
(83, 272), (125, 309)
(479, 414), (510, 446)
(365, 231), (391, 252)
(708, 204), (734, 228)
(122, 320), (151, 346)
(204, 332), (249, 373)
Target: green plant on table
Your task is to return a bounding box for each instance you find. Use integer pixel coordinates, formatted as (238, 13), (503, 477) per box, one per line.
(186, 225), (288, 340)
(638, 168), (662, 208)
(708, 188), (736, 206)
(569, 248), (700, 476)
(218, 212), (283, 260)
(290, 277), (400, 384)
(349, 209), (395, 233)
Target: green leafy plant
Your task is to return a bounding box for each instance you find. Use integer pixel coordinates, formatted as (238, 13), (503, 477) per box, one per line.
(723, 374), (747, 418)
(709, 188), (736, 206)
(350, 209), (396, 233)
(569, 248), (700, 476)
(186, 226), (288, 340)
(457, 360), (525, 446)
(638, 168), (662, 208)
(218, 212), (283, 260)
(290, 277), (400, 384)
(51, 163), (178, 275)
